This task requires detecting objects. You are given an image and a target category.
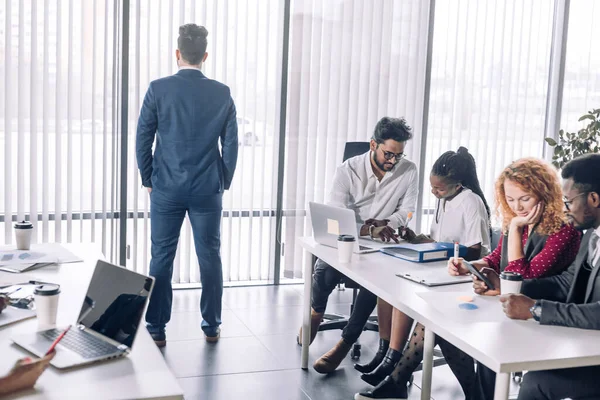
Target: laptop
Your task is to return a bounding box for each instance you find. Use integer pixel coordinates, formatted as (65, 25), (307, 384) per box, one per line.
(309, 202), (399, 254)
(11, 260), (154, 369)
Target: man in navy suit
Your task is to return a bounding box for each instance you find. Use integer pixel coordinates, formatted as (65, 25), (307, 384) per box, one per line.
(136, 24), (238, 346)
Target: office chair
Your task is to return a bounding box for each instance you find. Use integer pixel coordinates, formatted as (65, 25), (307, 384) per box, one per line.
(315, 141), (377, 359)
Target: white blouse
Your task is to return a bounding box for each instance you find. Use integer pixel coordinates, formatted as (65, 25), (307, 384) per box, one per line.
(429, 188), (491, 256)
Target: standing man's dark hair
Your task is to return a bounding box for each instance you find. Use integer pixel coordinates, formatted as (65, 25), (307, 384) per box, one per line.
(136, 23), (238, 347)
(177, 24), (208, 65)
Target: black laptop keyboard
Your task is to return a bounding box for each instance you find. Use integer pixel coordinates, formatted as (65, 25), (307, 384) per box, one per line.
(41, 328), (120, 359)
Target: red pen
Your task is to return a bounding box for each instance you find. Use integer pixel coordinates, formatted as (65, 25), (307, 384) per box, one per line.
(46, 325), (71, 355)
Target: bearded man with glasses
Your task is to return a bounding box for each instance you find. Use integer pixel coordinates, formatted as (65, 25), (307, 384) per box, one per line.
(300, 117), (419, 374)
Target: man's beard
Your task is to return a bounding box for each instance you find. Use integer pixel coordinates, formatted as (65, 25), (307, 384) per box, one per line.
(373, 153), (393, 171)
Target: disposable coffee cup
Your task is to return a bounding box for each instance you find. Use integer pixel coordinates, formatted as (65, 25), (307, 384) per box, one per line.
(34, 284), (61, 330)
(14, 221), (33, 250)
(337, 234), (355, 263)
(500, 271), (523, 295)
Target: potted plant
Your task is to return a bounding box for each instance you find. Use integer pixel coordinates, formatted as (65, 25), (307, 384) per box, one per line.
(545, 108), (600, 169)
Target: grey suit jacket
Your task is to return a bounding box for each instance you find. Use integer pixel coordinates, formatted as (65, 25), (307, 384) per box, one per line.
(521, 230), (600, 330)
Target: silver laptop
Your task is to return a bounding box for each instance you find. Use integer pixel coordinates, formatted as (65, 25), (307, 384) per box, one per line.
(12, 260), (154, 369)
(309, 202), (398, 254)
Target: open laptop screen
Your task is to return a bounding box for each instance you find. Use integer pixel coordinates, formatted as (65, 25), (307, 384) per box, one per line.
(76, 260), (154, 348)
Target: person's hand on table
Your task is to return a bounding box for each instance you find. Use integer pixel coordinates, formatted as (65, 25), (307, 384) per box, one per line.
(500, 294), (536, 320)
(372, 226), (399, 243)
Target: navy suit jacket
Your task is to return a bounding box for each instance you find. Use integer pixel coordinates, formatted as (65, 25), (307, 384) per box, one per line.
(136, 69), (238, 196)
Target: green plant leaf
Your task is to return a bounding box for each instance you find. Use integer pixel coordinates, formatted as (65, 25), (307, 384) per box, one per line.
(579, 114), (595, 122)
(545, 137), (557, 146)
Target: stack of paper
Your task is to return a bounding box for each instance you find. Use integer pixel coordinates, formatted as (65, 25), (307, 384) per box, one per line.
(0, 243), (82, 273)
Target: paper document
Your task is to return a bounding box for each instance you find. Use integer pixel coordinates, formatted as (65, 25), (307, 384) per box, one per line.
(0, 243), (82, 273)
(0, 306), (36, 328)
(417, 291), (507, 323)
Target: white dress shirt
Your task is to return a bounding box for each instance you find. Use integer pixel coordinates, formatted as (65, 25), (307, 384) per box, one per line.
(327, 151), (419, 231)
(429, 188), (491, 256)
(589, 226), (600, 267)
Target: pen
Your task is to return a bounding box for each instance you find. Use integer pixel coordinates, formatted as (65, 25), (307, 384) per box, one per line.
(454, 241), (459, 261)
(46, 325), (71, 355)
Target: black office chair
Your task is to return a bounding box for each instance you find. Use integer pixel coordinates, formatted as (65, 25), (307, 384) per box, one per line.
(314, 142), (377, 359)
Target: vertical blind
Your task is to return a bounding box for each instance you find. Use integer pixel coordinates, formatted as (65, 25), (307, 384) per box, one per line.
(281, 0), (432, 278)
(127, 0), (283, 283)
(560, 0), (600, 133)
(1, 0), (596, 285)
(0, 0), (118, 257)
(420, 0), (555, 232)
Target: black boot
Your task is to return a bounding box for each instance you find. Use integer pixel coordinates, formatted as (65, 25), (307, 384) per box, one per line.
(354, 338), (390, 373)
(354, 376), (408, 399)
(361, 348), (402, 386)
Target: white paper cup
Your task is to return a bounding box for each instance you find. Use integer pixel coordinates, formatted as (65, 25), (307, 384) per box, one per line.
(500, 271), (523, 295)
(337, 234), (355, 263)
(14, 221), (33, 250)
(34, 284), (61, 330)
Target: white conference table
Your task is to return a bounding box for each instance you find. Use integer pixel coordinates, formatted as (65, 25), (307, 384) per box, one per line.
(0, 244), (183, 400)
(299, 237), (600, 400)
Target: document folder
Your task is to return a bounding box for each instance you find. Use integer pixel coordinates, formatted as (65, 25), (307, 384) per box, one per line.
(380, 242), (467, 263)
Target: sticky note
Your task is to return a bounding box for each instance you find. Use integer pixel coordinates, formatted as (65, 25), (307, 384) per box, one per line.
(457, 295), (474, 302)
(458, 303), (478, 310)
(327, 219), (340, 235)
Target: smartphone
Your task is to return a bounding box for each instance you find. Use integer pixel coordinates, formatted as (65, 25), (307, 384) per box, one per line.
(462, 260), (496, 290)
(46, 325), (71, 355)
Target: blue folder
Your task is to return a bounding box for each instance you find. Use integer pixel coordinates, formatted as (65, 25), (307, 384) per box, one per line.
(380, 242), (468, 263)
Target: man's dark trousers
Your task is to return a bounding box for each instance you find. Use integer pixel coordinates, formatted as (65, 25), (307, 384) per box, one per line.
(311, 259), (377, 343)
(146, 190), (223, 337)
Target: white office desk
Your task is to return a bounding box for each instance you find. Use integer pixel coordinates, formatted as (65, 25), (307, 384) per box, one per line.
(299, 237), (600, 400)
(0, 244), (183, 400)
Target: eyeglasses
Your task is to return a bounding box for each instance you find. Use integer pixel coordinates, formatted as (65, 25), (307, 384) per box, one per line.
(563, 192), (588, 211)
(378, 147), (405, 162)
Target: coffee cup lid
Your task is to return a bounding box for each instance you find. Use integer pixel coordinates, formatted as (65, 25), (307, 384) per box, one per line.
(500, 271), (523, 281)
(337, 234), (356, 242)
(34, 284), (60, 296)
(14, 221), (33, 229)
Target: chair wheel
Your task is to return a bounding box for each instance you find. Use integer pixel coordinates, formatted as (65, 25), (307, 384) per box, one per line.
(350, 344), (361, 360)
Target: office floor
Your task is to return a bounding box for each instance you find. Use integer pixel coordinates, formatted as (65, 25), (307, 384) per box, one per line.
(161, 285), (520, 400)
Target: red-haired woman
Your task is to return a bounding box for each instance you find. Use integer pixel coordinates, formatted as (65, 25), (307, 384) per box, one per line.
(447, 157), (582, 400)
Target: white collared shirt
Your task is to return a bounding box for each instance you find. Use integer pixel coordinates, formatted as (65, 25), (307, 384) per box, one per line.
(327, 151), (419, 230)
(178, 66), (202, 71)
(589, 225), (600, 267)
(429, 188), (491, 256)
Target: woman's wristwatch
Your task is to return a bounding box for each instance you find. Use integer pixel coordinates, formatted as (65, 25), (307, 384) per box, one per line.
(529, 300), (542, 322)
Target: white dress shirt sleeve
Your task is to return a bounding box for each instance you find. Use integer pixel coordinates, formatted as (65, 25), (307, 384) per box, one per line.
(386, 166), (419, 229)
(327, 164), (351, 209)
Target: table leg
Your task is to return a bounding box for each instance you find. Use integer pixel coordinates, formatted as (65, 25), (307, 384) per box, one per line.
(420, 326), (435, 400)
(493, 372), (510, 400)
(301, 249), (313, 370)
